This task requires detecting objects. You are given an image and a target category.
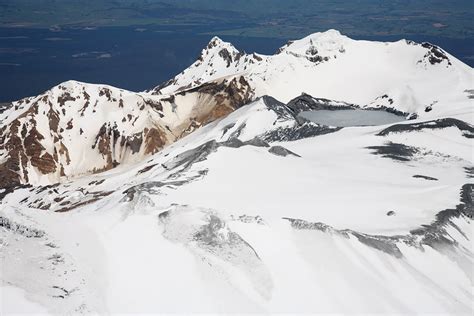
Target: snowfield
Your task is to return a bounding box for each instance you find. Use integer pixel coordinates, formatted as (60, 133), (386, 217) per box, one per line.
(1, 30), (473, 315)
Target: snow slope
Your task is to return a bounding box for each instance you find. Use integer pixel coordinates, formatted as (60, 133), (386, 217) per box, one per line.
(153, 30), (473, 122)
(1, 30), (473, 314)
(1, 96), (472, 314)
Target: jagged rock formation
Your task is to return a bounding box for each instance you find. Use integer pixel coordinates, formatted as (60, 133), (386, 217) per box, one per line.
(0, 75), (253, 186)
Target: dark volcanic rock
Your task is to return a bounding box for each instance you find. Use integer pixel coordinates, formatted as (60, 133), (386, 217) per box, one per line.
(410, 183), (473, 248)
(420, 42), (452, 66)
(218, 48), (233, 67)
(261, 121), (341, 142)
(0, 216), (45, 238)
(268, 146), (301, 157)
(286, 93), (356, 114)
(413, 175), (438, 181)
(366, 142), (419, 162)
(377, 118), (474, 138)
(0, 102), (12, 114)
(243, 137), (270, 148)
(283, 217), (403, 258)
(465, 167), (474, 178)
(260, 95), (295, 120)
(57, 92), (76, 107)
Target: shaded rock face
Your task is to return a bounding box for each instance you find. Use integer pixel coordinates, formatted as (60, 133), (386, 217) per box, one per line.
(175, 76), (255, 139)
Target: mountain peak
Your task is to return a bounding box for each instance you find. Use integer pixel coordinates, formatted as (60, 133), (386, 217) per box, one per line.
(208, 36), (225, 47)
(311, 29), (343, 38)
(278, 29), (349, 57)
(200, 36), (240, 58)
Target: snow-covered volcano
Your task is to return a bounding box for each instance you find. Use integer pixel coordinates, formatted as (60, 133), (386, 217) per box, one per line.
(1, 30), (473, 314)
(153, 30), (472, 120)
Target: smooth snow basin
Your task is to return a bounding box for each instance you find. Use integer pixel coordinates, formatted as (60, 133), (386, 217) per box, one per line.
(299, 109), (405, 127)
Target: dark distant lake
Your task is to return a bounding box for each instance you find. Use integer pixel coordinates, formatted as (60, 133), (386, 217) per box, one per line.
(0, 26), (472, 102)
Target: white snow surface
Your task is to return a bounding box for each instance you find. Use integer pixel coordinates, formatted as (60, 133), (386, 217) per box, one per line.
(1, 30), (473, 314)
(154, 30), (473, 122)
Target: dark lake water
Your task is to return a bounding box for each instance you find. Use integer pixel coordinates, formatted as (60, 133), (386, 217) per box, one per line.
(0, 27), (472, 102)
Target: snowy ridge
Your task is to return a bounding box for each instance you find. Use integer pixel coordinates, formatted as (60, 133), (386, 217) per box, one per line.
(1, 30), (472, 187)
(1, 30), (473, 314)
(0, 75), (253, 186)
(0, 81), (171, 186)
(152, 30), (473, 122)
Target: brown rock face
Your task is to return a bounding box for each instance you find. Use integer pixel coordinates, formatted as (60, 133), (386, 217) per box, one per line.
(0, 120), (25, 187)
(1, 74), (255, 188)
(168, 76), (254, 140)
(99, 88), (113, 101)
(30, 152), (57, 174)
(207, 104), (234, 123)
(92, 123), (116, 172)
(180, 75), (254, 131)
(57, 92), (76, 107)
(89, 123), (167, 173)
(0, 94), (90, 187)
(144, 128), (166, 155)
(0, 101), (58, 186)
